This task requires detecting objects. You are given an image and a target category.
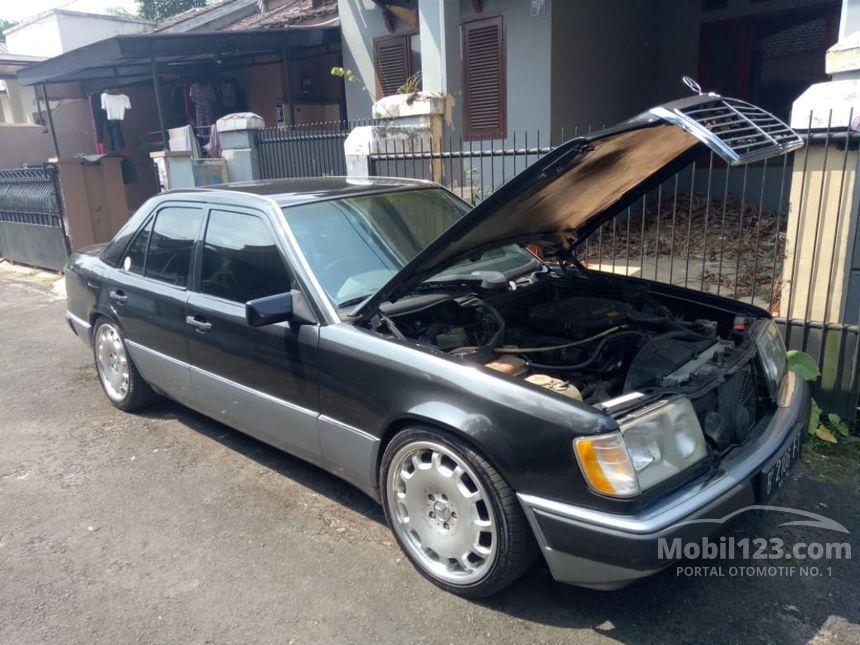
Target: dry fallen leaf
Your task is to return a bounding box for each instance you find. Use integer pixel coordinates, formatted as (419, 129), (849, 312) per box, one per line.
(814, 425), (838, 444)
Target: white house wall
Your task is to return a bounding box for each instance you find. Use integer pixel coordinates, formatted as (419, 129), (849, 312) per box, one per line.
(55, 12), (151, 53)
(5, 14), (64, 57)
(4, 10), (150, 58)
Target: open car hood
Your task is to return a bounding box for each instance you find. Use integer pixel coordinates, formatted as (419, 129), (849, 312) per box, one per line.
(352, 94), (803, 320)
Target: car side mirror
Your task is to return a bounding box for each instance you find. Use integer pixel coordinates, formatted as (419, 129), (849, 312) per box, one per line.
(245, 290), (315, 327)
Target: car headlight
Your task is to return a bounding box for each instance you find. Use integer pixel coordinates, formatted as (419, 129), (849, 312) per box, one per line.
(574, 398), (707, 498)
(755, 319), (786, 395)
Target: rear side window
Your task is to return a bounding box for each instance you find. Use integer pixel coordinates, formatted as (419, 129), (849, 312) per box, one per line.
(124, 218), (153, 275)
(199, 209), (291, 303)
(101, 205), (153, 267)
(144, 207), (203, 287)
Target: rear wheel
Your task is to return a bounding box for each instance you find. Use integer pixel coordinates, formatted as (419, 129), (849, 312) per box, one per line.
(380, 428), (535, 598)
(92, 317), (157, 411)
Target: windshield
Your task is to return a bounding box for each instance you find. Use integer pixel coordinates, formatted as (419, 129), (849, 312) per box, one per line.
(283, 189), (539, 306)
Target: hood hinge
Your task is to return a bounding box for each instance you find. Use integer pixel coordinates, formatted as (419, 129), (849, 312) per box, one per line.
(371, 312), (406, 340)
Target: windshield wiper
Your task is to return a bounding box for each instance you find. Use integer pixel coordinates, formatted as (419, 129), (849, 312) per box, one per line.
(411, 271), (510, 293)
(338, 294), (372, 308)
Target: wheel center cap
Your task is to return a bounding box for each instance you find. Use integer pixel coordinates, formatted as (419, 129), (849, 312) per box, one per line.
(433, 499), (451, 522)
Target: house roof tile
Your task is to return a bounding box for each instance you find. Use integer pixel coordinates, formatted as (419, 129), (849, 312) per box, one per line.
(225, 0), (338, 30)
(154, 0), (338, 33)
(153, 0), (241, 32)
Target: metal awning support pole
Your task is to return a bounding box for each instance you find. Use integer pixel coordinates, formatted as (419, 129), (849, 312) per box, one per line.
(281, 46), (295, 126)
(35, 88), (45, 125)
(150, 57), (168, 150)
(41, 84), (61, 159)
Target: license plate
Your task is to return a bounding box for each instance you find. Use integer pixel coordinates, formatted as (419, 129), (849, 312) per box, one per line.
(758, 425), (803, 501)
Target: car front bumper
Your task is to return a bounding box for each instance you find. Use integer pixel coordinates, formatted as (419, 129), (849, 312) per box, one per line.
(517, 371), (811, 590)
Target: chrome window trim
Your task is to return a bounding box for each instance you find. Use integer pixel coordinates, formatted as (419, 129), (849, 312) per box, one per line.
(115, 269), (190, 293)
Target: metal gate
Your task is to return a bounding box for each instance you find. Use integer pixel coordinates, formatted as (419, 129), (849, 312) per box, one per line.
(0, 165), (69, 272)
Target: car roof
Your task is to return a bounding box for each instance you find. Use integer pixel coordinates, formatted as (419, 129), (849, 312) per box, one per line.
(162, 176), (437, 207)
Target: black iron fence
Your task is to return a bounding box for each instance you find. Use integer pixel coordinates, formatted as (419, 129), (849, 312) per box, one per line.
(255, 120), (376, 180)
(580, 154), (788, 302)
(370, 131), (560, 205)
(367, 117), (860, 420)
(0, 164), (69, 272)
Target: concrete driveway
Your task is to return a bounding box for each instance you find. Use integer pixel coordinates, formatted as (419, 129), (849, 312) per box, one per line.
(1, 269), (859, 644)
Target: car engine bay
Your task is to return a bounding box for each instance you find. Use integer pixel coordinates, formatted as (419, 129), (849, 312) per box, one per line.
(382, 277), (773, 452)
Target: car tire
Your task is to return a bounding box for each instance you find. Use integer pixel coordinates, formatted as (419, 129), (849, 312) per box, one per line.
(92, 317), (157, 412)
(380, 427), (536, 598)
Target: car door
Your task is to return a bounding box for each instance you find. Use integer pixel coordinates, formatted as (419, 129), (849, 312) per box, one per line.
(106, 202), (204, 403)
(185, 205), (322, 463)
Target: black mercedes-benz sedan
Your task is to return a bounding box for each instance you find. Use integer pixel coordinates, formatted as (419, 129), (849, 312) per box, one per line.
(65, 93), (810, 597)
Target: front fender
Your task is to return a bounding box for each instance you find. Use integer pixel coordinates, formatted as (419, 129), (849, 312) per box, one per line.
(318, 324), (617, 507)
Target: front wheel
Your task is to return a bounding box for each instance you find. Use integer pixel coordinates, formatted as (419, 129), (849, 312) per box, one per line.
(380, 428), (536, 598)
(92, 317), (157, 411)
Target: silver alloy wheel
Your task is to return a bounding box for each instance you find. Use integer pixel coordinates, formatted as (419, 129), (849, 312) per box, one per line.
(95, 323), (130, 402)
(386, 440), (498, 585)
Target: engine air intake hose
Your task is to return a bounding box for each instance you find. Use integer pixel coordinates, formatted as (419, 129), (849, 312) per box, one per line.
(524, 331), (644, 371)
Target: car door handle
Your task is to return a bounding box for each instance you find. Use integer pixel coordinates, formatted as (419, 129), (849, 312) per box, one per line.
(108, 289), (128, 304)
(185, 315), (213, 332)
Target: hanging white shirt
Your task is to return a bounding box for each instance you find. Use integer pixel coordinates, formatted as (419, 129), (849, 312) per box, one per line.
(101, 93), (131, 120)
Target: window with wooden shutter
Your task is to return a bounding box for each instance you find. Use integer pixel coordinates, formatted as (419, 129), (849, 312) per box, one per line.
(374, 35), (411, 99)
(463, 15), (506, 139)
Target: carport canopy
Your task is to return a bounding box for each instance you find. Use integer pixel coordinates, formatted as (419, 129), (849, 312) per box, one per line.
(16, 27), (339, 152)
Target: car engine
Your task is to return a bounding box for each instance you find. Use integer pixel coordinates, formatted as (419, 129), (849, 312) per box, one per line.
(385, 282), (770, 451)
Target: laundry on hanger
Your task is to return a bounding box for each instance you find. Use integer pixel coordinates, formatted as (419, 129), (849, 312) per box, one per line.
(100, 91), (132, 121)
(89, 93), (107, 146)
(189, 81), (216, 127)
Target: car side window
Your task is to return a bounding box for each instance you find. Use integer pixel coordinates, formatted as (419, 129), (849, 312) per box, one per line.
(101, 203), (157, 267)
(144, 206), (203, 287)
(123, 217), (153, 275)
(199, 209), (291, 303)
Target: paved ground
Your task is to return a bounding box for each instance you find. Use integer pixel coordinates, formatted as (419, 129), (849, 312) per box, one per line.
(1, 268), (859, 644)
